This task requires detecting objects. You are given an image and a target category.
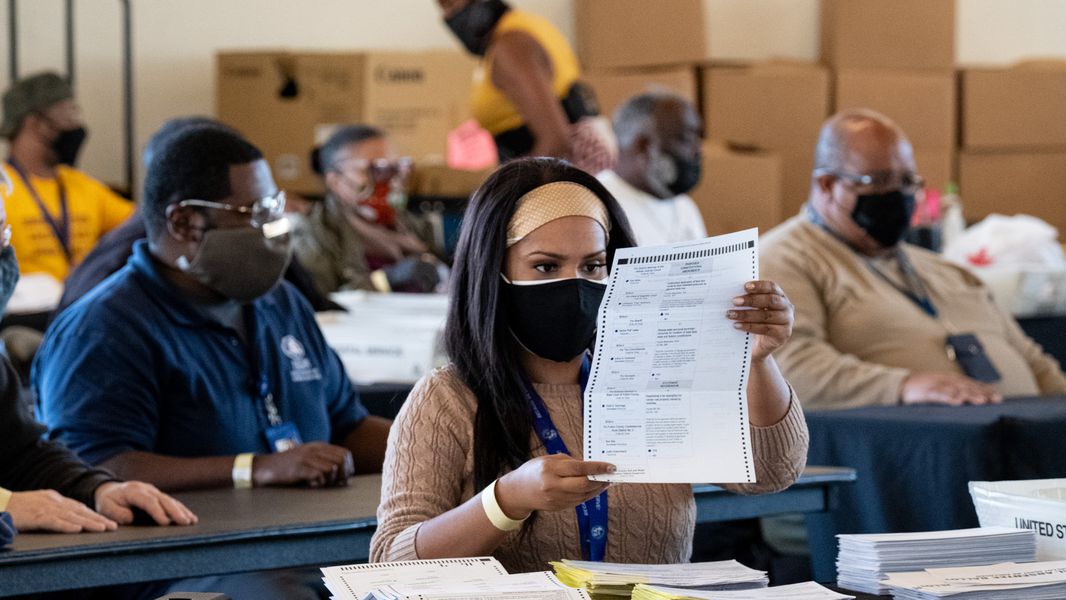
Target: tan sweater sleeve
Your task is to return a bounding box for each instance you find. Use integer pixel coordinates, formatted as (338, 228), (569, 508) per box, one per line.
(763, 246), (910, 410)
(996, 305), (1066, 394)
(369, 370), (473, 562)
(720, 388), (808, 495)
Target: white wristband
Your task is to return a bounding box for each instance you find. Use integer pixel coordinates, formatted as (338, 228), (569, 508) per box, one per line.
(481, 479), (526, 531)
(232, 453), (254, 489)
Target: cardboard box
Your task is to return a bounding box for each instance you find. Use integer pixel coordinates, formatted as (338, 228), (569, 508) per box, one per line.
(962, 63), (1066, 151)
(913, 148), (955, 194)
(834, 69), (956, 151)
(778, 147), (817, 217)
(702, 62), (829, 206)
(217, 50), (475, 194)
(584, 66), (698, 120)
(408, 162), (493, 199)
(821, 0), (955, 71)
(959, 151), (1066, 232)
(575, 0), (706, 69)
(703, 62), (829, 154)
(689, 142), (783, 236)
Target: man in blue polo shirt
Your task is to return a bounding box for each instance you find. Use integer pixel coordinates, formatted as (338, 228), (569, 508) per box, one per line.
(34, 125), (390, 598)
(35, 125), (389, 492)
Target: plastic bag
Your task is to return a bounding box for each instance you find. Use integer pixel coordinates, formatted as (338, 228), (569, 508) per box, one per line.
(944, 214), (1066, 270)
(943, 214), (1066, 316)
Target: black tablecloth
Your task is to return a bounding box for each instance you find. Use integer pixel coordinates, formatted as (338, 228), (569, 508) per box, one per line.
(1018, 316), (1066, 367)
(806, 397), (1066, 542)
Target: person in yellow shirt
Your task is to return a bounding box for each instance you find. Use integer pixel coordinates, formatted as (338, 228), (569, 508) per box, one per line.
(438, 0), (614, 173)
(0, 71), (133, 283)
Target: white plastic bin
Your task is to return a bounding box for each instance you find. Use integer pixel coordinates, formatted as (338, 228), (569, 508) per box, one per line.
(970, 479), (1066, 559)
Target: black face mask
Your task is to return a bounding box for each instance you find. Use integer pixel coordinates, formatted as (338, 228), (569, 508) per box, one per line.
(647, 147), (702, 198)
(50, 126), (87, 166)
(445, 0), (510, 56)
(502, 277), (606, 363)
(851, 189), (916, 248)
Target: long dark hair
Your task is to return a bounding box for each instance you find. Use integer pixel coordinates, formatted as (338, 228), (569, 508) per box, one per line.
(444, 157), (636, 493)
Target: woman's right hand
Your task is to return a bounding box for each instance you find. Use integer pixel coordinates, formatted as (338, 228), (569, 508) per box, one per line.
(494, 454), (614, 519)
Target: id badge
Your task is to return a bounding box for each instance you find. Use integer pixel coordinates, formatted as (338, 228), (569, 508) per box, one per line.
(265, 422), (303, 452)
(945, 333), (1002, 383)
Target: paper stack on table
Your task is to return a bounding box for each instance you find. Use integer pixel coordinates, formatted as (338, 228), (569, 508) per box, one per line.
(631, 581), (854, 599)
(550, 559), (767, 599)
(884, 560), (1066, 599)
(836, 527), (1036, 595)
(321, 557), (589, 600)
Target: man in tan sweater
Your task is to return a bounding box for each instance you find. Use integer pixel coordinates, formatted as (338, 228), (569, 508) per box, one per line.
(762, 110), (1066, 410)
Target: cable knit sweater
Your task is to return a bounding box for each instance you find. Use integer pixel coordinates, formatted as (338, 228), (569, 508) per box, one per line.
(371, 366), (809, 573)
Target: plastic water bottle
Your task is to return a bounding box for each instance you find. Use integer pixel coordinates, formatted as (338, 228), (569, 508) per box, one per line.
(940, 182), (966, 252)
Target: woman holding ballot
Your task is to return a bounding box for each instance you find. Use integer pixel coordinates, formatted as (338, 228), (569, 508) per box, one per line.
(371, 158), (808, 572)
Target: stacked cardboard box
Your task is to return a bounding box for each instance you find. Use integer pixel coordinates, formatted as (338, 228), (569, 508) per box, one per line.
(689, 141), (782, 237)
(702, 62), (830, 216)
(217, 50), (476, 195)
(575, 0), (703, 125)
(582, 66), (698, 121)
(823, 0), (957, 193)
(958, 63), (1066, 231)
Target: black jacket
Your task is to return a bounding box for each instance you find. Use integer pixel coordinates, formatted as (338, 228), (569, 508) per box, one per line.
(0, 357), (113, 505)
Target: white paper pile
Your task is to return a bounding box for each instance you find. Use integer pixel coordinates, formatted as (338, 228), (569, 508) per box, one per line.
(321, 557), (589, 600)
(632, 581), (853, 599)
(551, 559), (767, 598)
(884, 560), (1066, 599)
(836, 527), (1036, 595)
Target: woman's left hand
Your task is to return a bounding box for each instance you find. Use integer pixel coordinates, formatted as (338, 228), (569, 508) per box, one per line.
(727, 280), (794, 361)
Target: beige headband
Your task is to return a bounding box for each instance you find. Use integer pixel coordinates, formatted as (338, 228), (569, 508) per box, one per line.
(506, 182), (611, 247)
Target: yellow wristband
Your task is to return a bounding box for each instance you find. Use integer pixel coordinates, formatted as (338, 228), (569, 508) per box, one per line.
(0, 487), (11, 512)
(232, 453), (254, 489)
(370, 269), (392, 293)
(481, 479), (526, 532)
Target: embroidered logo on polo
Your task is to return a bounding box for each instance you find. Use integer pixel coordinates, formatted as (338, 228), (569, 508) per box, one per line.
(280, 335), (321, 382)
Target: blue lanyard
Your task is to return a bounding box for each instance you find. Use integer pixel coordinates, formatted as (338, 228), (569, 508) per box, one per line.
(521, 356), (608, 561)
(6, 159), (72, 262)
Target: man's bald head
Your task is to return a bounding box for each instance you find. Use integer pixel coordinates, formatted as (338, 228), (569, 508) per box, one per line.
(814, 109), (914, 177)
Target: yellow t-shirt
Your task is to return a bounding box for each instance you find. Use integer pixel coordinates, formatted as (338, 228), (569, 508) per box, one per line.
(3, 164), (134, 281)
(469, 9), (581, 135)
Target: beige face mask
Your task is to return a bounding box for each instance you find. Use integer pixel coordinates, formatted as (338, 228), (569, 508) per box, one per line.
(177, 219), (293, 303)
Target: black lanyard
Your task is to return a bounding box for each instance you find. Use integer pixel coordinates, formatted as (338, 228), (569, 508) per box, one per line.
(864, 249), (938, 319)
(6, 159), (72, 262)
(805, 204), (938, 319)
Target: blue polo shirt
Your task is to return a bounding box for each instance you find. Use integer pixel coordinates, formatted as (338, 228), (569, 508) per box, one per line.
(34, 240), (368, 465)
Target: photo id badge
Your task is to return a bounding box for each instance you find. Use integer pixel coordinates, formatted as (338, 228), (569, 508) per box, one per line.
(945, 333), (1002, 383)
(265, 422), (303, 452)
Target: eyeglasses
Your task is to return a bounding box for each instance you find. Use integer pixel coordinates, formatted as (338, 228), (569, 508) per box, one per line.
(820, 170), (926, 194)
(177, 191), (286, 228)
(332, 157), (413, 183)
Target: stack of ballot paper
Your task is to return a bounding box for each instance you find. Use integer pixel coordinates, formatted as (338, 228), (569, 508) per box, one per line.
(884, 560), (1066, 599)
(836, 527), (1037, 595)
(321, 557), (589, 600)
(550, 560), (767, 598)
(631, 582), (854, 599)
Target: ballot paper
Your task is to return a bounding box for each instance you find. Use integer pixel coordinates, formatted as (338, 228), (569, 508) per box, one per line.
(631, 581), (854, 600)
(551, 558), (767, 599)
(367, 572), (588, 600)
(836, 527), (1036, 595)
(321, 557), (507, 600)
(883, 560), (1066, 599)
(585, 229), (759, 483)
